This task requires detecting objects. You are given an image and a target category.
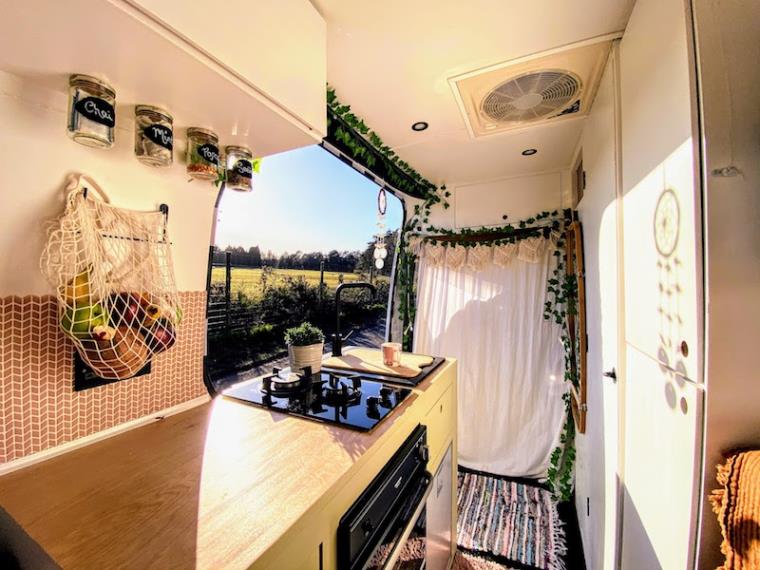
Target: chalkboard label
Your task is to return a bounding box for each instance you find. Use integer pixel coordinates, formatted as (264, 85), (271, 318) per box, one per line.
(74, 97), (115, 128)
(197, 143), (219, 165)
(232, 159), (253, 178)
(143, 124), (174, 151)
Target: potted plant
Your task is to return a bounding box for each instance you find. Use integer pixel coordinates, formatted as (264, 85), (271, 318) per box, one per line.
(284, 322), (325, 375)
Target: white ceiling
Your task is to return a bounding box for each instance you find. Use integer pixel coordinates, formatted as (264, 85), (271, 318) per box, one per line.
(312, 0), (634, 186)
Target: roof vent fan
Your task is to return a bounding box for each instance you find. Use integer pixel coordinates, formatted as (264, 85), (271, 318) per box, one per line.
(449, 40), (613, 137)
(480, 70), (581, 124)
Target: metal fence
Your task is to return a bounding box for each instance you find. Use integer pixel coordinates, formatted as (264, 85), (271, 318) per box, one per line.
(206, 252), (341, 335)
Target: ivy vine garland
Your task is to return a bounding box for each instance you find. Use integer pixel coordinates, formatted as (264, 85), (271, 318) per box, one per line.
(543, 229), (578, 501)
(326, 86), (438, 199)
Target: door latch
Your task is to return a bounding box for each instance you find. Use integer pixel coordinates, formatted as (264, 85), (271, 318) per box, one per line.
(603, 368), (617, 383)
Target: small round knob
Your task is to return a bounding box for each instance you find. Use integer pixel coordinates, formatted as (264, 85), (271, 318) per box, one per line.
(361, 520), (374, 536)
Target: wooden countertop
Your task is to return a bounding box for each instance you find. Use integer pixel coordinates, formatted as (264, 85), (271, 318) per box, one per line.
(0, 359), (455, 569)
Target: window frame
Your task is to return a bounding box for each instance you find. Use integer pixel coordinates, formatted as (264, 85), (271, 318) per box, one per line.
(202, 143), (409, 395)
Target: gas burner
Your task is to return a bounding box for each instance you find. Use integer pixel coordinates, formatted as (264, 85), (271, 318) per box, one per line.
(224, 369), (414, 432)
(321, 375), (362, 407)
(260, 366), (315, 396)
(261, 375), (307, 396)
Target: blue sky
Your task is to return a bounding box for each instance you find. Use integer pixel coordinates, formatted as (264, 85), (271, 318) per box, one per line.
(214, 145), (404, 254)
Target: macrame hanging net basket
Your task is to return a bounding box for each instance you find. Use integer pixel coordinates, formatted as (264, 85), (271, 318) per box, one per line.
(41, 175), (182, 380)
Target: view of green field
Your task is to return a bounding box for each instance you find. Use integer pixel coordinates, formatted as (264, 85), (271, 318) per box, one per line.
(210, 267), (388, 299)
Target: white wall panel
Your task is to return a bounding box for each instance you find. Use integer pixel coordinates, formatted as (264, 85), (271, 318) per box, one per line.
(0, 71), (218, 296)
(692, 0), (760, 565)
(453, 172), (563, 229)
(575, 49), (620, 570)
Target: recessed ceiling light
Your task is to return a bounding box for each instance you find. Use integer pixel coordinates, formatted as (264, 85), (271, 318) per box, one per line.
(411, 121), (429, 132)
(521, 148), (538, 156)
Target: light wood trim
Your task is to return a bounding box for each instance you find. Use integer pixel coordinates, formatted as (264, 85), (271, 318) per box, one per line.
(573, 158), (585, 207)
(566, 221), (588, 433)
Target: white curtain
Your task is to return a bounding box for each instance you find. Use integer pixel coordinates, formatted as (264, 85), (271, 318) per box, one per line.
(413, 238), (567, 478)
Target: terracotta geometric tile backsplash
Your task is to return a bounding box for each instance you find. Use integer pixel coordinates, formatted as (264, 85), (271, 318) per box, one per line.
(0, 291), (207, 464)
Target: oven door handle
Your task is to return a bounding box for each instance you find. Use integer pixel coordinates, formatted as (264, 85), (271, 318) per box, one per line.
(380, 473), (434, 570)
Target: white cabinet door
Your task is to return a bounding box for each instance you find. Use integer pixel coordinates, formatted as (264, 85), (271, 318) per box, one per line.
(576, 48), (621, 570)
(621, 140), (701, 383)
(426, 444), (453, 570)
(620, 347), (702, 569)
(620, 0), (702, 383)
(131, 0), (327, 134)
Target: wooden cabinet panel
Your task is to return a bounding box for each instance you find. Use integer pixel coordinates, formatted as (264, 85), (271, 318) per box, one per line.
(424, 385), (455, 467)
(427, 444), (454, 570)
(132, 0), (327, 134)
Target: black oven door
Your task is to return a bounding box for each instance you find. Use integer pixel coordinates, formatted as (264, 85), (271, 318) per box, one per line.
(338, 425), (430, 570)
(364, 472), (432, 570)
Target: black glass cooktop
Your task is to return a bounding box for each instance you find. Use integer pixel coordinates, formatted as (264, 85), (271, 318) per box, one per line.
(222, 370), (412, 432)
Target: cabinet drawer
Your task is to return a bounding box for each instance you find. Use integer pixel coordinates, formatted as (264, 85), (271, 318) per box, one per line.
(424, 385), (455, 465)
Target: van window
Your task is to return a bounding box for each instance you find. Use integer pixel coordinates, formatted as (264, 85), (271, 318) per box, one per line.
(206, 145), (403, 390)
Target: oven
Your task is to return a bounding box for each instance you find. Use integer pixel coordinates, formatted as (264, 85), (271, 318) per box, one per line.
(338, 425), (432, 570)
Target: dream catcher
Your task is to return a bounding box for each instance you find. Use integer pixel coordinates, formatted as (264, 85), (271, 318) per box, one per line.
(373, 188), (389, 270)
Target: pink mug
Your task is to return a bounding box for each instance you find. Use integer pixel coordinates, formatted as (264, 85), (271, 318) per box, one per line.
(381, 342), (402, 367)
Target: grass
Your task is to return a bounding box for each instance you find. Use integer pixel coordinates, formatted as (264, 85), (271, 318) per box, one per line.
(210, 267), (386, 299)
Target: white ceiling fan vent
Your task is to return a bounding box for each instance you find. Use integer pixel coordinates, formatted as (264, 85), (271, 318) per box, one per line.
(450, 40), (613, 138)
(481, 70), (581, 124)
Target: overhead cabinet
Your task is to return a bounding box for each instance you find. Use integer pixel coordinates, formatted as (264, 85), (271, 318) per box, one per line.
(0, 0), (326, 157)
(130, 0), (327, 135)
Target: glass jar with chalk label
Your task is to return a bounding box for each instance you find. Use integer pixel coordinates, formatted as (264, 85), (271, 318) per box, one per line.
(224, 145), (254, 192)
(134, 105), (173, 167)
(67, 74), (116, 148)
(186, 127), (220, 180)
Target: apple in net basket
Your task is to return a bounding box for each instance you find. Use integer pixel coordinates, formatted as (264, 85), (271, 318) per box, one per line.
(81, 325), (150, 379)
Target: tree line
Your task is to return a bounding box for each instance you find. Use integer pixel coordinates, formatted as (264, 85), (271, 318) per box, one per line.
(212, 230), (398, 276)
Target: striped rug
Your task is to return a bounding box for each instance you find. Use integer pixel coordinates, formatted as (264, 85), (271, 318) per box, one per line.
(453, 550), (518, 570)
(457, 468), (566, 570)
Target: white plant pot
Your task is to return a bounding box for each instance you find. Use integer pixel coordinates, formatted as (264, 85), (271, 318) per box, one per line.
(288, 342), (324, 375)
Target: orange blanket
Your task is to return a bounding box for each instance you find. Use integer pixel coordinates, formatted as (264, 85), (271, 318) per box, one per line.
(711, 450), (760, 570)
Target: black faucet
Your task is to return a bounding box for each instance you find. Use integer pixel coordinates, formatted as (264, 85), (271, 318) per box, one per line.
(332, 282), (377, 357)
